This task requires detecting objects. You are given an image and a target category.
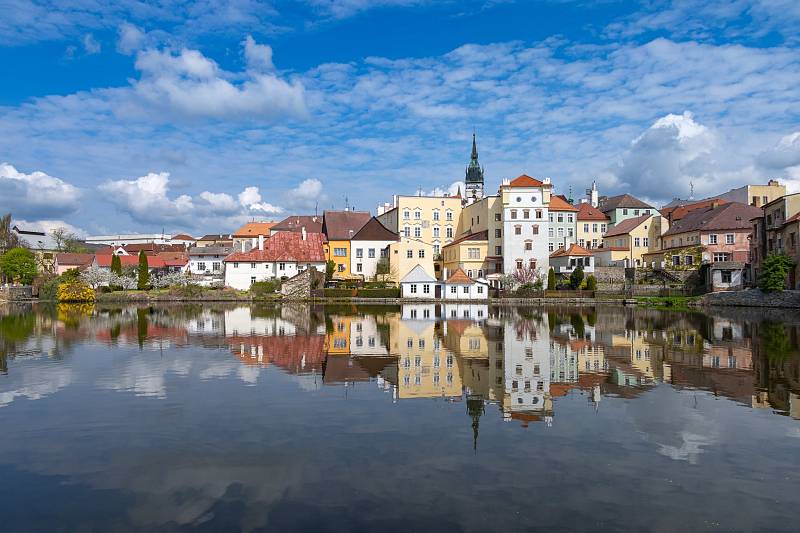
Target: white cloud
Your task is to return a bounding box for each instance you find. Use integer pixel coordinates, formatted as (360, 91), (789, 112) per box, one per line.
(198, 191), (240, 213)
(243, 35), (274, 71)
(14, 219), (87, 238)
(0, 162), (82, 218)
(285, 178), (325, 210)
(82, 33), (101, 54)
(117, 23), (147, 55)
(757, 132), (800, 170)
(304, 0), (428, 19)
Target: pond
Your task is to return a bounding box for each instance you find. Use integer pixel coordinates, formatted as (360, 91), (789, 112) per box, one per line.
(1, 302), (799, 532)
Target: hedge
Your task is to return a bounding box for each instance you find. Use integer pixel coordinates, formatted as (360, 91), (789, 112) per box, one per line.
(324, 288), (358, 298)
(357, 288), (400, 298)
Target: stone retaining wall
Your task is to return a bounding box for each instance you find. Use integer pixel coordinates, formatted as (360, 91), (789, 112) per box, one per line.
(703, 289), (800, 308)
(0, 286), (33, 301)
(594, 267), (625, 284)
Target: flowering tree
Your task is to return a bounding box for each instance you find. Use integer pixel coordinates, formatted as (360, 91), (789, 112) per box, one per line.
(109, 272), (137, 290)
(79, 266), (111, 289)
(511, 267), (543, 286)
(151, 271), (193, 289)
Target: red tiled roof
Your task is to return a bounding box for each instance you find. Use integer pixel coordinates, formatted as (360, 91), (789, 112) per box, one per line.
(550, 244), (592, 258)
(322, 211), (371, 240)
(233, 222), (276, 237)
(785, 212), (800, 225)
(272, 215), (323, 234)
(599, 194), (654, 212)
(506, 174), (546, 188)
(55, 252), (94, 266)
(576, 202), (610, 221)
(224, 231), (326, 263)
(549, 195), (578, 211)
(603, 214), (651, 237)
(171, 234), (195, 241)
(663, 202), (762, 237)
(95, 254), (167, 268)
(156, 252), (188, 267)
(117, 243), (186, 253)
(446, 267), (474, 284)
(661, 198), (728, 222)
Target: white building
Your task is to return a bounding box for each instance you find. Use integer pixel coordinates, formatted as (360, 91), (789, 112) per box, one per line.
(186, 245), (232, 281)
(549, 244), (595, 275)
(399, 265), (441, 299)
(442, 268), (490, 300)
(85, 233), (184, 246)
(503, 313), (552, 422)
(349, 217), (398, 280)
(223, 230), (326, 290)
(499, 175), (552, 275)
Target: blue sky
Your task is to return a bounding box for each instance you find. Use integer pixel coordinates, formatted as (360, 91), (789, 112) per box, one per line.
(1, 0), (799, 236)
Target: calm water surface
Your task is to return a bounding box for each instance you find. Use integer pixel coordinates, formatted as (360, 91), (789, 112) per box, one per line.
(1, 302), (799, 532)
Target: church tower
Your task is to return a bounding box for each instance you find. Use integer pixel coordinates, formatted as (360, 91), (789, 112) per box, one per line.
(464, 133), (485, 200)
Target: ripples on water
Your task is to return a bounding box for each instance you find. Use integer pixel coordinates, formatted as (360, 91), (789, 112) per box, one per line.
(0, 302), (799, 532)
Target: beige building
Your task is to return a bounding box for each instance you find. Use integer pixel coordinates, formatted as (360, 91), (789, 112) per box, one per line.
(441, 230), (491, 279)
(575, 202), (610, 249)
(457, 195), (504, 279)
(599, 214), (668, 267)
(710, 179), (786, 208)
(387, 238), (435, 283)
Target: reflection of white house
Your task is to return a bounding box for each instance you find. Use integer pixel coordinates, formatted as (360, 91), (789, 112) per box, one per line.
(223, 307), (298, 337)
(503, 315), (552, 420)
(441, 304), (488, 320)
(350, 316), (390, 356)
(400, 265), (441, 299)
(549, 244), (595, 274)
(401, 303), (438, 321)
(186, 310), (225, 335)
(442, 268), (490, 300)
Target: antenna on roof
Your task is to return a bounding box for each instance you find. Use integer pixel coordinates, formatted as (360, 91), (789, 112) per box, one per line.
(344, 195), (350, 211)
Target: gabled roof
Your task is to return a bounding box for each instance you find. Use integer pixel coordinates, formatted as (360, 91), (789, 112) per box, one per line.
(157, 252), (189, 267)
(233, 222), (276, 238)
(549, 195), (578, 212)
(400, 264), (437, 284)
(55, 252), (94, 266)
(95, 254), (167, 268)
(576, 202), (610, 221)
(660, 198), (728, 222)
(603, 214), (651, 237)
(197, 234), (232, 241)
(785, 212), (800, 225)
(224, 231), (326, 263)
(272, 215), (324, 234)
(445, 268), (474, 284)
(663, 202), (762, 237)
(506, 174), (547, 188)
(443, 230), (489, 248)
(550, 244), (592, 258)
(351, 217), (399, 241)
(171, 234), (195, 241)
(117, 243), (186, 253)
(599, 194), (654, 213)
(322, 210), (371, 241)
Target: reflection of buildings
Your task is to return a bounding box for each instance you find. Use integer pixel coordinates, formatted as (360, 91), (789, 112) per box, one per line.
(502, 314), (553, 425)
(752, 321), (800, 419)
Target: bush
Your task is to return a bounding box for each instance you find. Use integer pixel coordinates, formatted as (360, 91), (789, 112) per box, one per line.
(57, 279), (96, 302)
(0, 247), (37, 285)
(569, 265), (584, 289)
(170, 284), (205, 298)
(324, 288), (358, 298)
(759, 253), (794, 292)
(585, 275), (597, 291)
(250, 280), (281, 298)
(515, 283), (540, 298)
(357, 288), (400, 298)
(547, 267), (556, 291)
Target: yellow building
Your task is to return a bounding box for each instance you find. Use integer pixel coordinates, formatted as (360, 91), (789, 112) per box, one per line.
(441, 230), (490, 279)
(575, 202), (610, 250)
(598, 214), (668, 267)
(457, 195), (504, 279)
(324, 315), (353, 355)
(387, 310), (463, 399)
(322, 210), (371, 280)
(377, 195), (464, 279)
(387, 238), (435, 283)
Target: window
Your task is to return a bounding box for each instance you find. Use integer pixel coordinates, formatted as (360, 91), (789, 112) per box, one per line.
(721, 270), (732, 283)
(515, 225), (522, 235)
(212, 262), (221, 271)
(337, 264), (345, 272)
(495, 229), (501, 238)
(250, 276), (256, 284)
(568, 214), (573, 223)
(536, 209), (543, 219)
(548, 227), (554, 238)
(584, 223), (589, 232)
(278, 262), (285, 270)
(643, 237), (649, 247)
(433, 227), (440, 238)
(407, 250), (413, 258)
(623, 208), (628, 215)
(529, 259), (536, 270)
(477, 286), (484, 294)
(233, 262), (239, 268)
(423, 284), (430, 294)
(516, 260), (523, 270)
(410, 284), (417, 294)
(713, 252), (730, 262)
(592, 223), (598, 233)
(533, 225), (539, 235)
(495, 246), (502, 255)
(355, 248), (363, 258)
(432, 210), (440, 221)
(601, 224), (607, 233)
(433, 244), (440, 254)
(525, 241), (532, 251)
(450, 286), (457, 294)
(557, 227), (564, 237)
(197, 261), (206, 271)
(403, 226), (410, 237)
(368, 248), (375, 258)
(709, 234), (718, 244)
(495, 213), (501, 221)
(446, 227), (453, 238)
(523, 209), (530, 219)
(462, 286), (468, 294)
(634, 209), (640, 216)
(511, 209), (518, 219)
(356, 263), (363, 272)
(516, 196), (522, 202)
(251, 262), (256, 268)
(548, 242), (554, 252)
(403, 210), (410, 220)
(446, 211), (453, 221)
(414, 210), (421, 220)
(685, 255), (694, 266)
(414, 227), (421, 238)
(549, 213), (554, 222)
(557, 213), (564, 223)
(634, 237), (640, 247)
(672, 255), (681, 266)
(468, 247), (480, 259)
(418, 249), (425, 258)
(725, 234), (735, 244)
(334, 247), (347, 256)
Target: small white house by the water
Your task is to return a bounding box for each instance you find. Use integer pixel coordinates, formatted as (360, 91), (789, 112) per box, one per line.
(442, 268), (489, 300)
(399, 265), (441, 298)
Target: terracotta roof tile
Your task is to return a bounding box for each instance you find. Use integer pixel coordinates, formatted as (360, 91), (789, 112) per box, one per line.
(663, 202), (762, 237)
(233, 222), (276, 237)
(506, 174), (546, 188)
(550, 244), (592, 258)
(272, 215), (323, 233)
(55, 252), (94, 266)
(549, 195), (578, 211)
(446, 267), (474, 284)
(576, 202), (610, 221)
(603, 214), (651, 237)
(322, 211), (371, 240)
(95, 254), (167, 268)
(599, 194), (654, 212)
(444, 230), (488, 248)
(224, 231), (326, 263)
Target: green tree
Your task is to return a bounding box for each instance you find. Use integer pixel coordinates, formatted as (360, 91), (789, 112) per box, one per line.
(111, 254), (122, 276)
(0, 247), (37, 285)
(759, 253), (794, 292)
(137, 251), (150, 290)
(547, 267), (556, 290)
(375, 257), (390, 281)
(325, 259), (336, 282)
(585, 275), (598, 291)
(569, 265), (585, 289)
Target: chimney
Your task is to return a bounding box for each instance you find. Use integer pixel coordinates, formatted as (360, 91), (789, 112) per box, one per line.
(241, 240), (246, 252)
(302, 227), (307, 241)
(258, 234), (265, 251)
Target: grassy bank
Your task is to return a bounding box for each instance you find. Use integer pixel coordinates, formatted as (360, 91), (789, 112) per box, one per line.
(635, 296), (702, 311)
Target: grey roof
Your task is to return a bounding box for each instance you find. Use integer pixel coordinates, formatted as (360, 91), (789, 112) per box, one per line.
(663, 202), (762, 237)
(599, 194), (654, 213)
(188, 246), (233, 256)
(400, 265), (438, 284)
(13, 226), (58, 250)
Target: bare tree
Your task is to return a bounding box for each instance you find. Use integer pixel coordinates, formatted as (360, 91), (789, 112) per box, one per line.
(0, 213), (21, 255)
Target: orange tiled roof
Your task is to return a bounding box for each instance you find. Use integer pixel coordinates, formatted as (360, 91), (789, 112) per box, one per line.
(507, 174), (546, 188)
(233, 222), (276, 237)
(576, 202), (610, 221)
(550, 244), (592, 258)
(446, 267), (474, 284)
(549, 195), (578, 211)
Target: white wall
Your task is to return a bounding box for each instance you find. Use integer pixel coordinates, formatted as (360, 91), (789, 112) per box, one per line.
(350, 240), (392, 279)
(502, 190), (550, 275)
(442, 283), (488, 300)
(224, 261), (325, 290)
(503, 318), (551, 418)
(187, 256), (226, 276)
(400, 281), (440, 298)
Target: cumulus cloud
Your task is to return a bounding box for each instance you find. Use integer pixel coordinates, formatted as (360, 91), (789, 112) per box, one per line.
(237, 186), (283, 214)
(757, 132), (800, 170)
(284, 178), (325, 210)
(243, 35), (273, 71)
(82, 33), (101, 54)
(14, 219), (87, 238)
(304, 0), (428, 19)
(117, 23), (147, 55)
(0, 162), (82, 218)
(132, 41), (307, 121)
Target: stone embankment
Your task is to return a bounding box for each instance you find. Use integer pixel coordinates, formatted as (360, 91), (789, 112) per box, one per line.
(703, 289), (800, 308)
(0, 286), (34, 301)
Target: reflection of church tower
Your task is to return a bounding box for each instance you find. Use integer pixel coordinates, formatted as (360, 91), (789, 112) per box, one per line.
(467, 394), (485, 452)
(464, 133), (485, 201)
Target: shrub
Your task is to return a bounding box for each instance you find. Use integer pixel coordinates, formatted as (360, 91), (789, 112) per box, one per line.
(585, 275), (597, 291)
(250, 280), (281, 298)
(137, 251), (150, 290)
(357, 288), (400, 298)
(547, 268), (556, 290)
(515, 283), (540, 298)
(57, 279), (96, 302)
(0, 247), (37, 285)
(569, 265), (584, 289)
(759, 253), (794, 292)
(170, 284), (205, 298)
(324, 288), (357, 298)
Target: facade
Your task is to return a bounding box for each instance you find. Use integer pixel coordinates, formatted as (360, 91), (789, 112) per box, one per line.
(442, 268), (489, 300)
(84, 233), (178, 246)
(195, 234), (233, 248)
(598, 194), (655, 227)
(502, 314), (553, 423)
(399, 264), (441, 299)
(377, 194), (463, 261)
(645, 202), (761, 270)
(706, 262), (748, 291)
(388, 239), (436, 282)
(232, 222), (276, 253)
(547, 195), (578, 252)
(464, 133), (485, 201)
(223, 231), (326, 290)
(155, 252), (188, 273)
(575, 202), (609, 249)
(549, 244), (594, 274)
(600, 214), (667, 267)
(751, 193), (800, 288)
(457, 195), (504, 280)
(499, 175), (552, 275)
(54, 252), (94, 275)
(709, 179), (786, 208)
(441, 230), (490, 280)
(12, 225), (59, 273)
(322, 210), (371, 280)
(349, 217), (398, 281)
(187, 246), (232, 279)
